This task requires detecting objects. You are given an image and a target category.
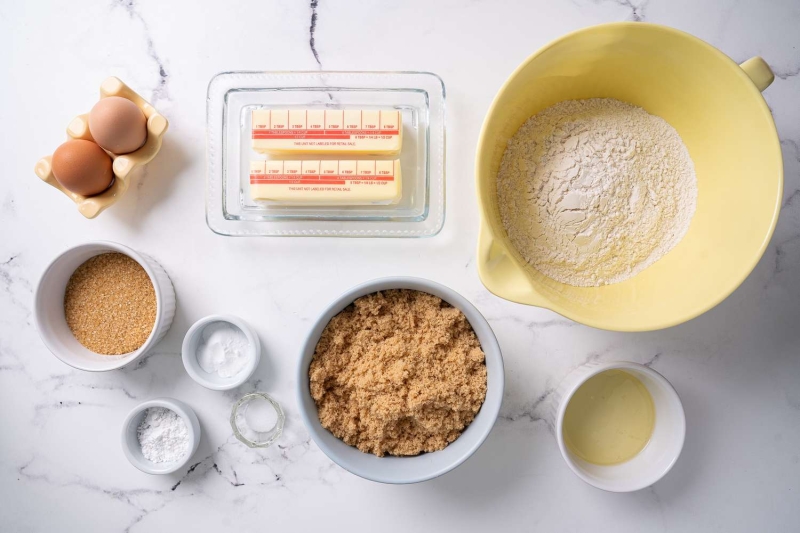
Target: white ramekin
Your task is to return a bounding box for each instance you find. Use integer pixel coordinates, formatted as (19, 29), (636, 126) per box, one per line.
(34, 241), (176, 371)
(552, 361), (686, 492)
(181, 314), (261, 390)
(121, 397), (201, 475)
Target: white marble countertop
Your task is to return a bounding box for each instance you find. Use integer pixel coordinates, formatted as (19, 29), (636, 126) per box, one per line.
(2, 1), (799, 531)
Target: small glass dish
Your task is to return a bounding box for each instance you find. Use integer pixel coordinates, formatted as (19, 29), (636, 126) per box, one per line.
(206, 71), (446, 237)
(230, 392), (285, 448)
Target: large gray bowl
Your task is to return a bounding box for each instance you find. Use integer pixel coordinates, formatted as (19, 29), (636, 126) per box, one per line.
(297, 277), (504, 484)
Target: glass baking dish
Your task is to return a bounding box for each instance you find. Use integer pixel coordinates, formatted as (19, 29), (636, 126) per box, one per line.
(206, 71), (446, 237)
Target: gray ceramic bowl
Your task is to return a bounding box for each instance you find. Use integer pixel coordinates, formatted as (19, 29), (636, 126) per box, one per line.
(297, 277), (504, 484)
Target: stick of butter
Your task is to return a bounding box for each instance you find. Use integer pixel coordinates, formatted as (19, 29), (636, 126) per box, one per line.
(250, 159), (402, 205)
(251, 109), (402, 155)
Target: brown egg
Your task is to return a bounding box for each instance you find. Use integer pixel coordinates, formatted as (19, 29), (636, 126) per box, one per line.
(88, 96), (147, 154)
(51, 140), (114, 196)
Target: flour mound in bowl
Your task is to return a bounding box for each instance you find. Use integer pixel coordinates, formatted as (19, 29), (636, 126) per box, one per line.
(496, 98), (697, 287)
(309, 289), (487, 457)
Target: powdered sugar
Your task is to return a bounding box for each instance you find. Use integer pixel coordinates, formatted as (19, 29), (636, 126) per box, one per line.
(137, 407), (189, 463)
(497, 98), (697, 287)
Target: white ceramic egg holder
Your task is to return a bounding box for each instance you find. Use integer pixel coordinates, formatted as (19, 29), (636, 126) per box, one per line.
(34, 76), (168, 219)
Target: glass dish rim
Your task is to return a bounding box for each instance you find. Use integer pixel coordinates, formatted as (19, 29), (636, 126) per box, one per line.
(206, 70), (446, 237)
(230, 391), (285, 448)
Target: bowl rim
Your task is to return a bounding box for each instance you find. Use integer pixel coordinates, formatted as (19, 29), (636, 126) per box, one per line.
(474, 21), (784, 332)
(296, 276), (504, 484)
(120, 397), (201, 475)
(33, 240), (166, 371)
(181, 314), (261, 390)
(554, 361), (686, 492)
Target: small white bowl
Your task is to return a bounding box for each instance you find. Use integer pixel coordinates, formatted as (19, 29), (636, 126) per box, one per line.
(34, 241), (176, 371)
(553, 361), (686, 492)
(120, 397), (201, 475)
(181, 315), (261, 390)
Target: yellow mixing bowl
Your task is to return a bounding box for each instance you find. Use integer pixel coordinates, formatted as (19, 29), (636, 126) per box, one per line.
(476, 22), (782, 332)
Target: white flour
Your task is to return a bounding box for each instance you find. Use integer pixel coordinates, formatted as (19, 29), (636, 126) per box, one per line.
(497, 98), (697, 287)
(137, 407), (189, 463)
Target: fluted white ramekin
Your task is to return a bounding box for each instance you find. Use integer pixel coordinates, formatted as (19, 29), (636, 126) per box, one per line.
(552, 361), (686, 492)
(34, 241), (176, 371)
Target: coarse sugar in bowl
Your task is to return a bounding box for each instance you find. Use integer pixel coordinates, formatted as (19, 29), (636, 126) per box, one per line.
(34, 241), (176, 371)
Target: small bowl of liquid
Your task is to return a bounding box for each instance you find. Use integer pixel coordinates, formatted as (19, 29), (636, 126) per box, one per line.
(554, 361), (685, 492)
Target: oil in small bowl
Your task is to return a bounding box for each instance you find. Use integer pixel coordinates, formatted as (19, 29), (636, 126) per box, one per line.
(562, 369), (655, 465)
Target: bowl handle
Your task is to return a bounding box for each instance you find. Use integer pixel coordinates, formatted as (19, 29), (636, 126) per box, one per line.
(740, 57), (775, 92)
(476, 222), (549, 307)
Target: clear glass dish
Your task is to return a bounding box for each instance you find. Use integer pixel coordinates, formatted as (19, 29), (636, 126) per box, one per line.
(206, 71), (446, 237)
(230, 392), (285, 448)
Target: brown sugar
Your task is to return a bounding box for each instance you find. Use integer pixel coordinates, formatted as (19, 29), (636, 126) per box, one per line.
(63, 253), (156, 355)
(309, 289), (487, 457)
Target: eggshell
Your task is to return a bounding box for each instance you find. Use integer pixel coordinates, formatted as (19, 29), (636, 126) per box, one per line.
(89, 96), (147, 154)
(51, 140), (114, 196)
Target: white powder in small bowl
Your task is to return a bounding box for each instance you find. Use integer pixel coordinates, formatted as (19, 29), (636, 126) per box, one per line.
(196, 322), (250, 378)
(137, 407), (189, 463)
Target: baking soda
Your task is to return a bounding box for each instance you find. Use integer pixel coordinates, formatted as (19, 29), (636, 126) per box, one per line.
(196, 322), (250, 378)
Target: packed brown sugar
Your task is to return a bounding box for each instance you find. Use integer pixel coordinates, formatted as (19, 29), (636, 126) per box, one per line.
(63, 253), (156, 355)
(309, 289), (487, 457)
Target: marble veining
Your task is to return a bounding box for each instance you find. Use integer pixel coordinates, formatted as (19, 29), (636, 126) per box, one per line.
(309, 0), (322, 67)
(114, 0), (170, 106)
(2, 0), (799, 531)
(607, 0), (649, 21)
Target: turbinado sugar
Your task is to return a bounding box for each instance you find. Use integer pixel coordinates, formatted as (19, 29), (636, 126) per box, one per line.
(64, 253), (156, 355)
